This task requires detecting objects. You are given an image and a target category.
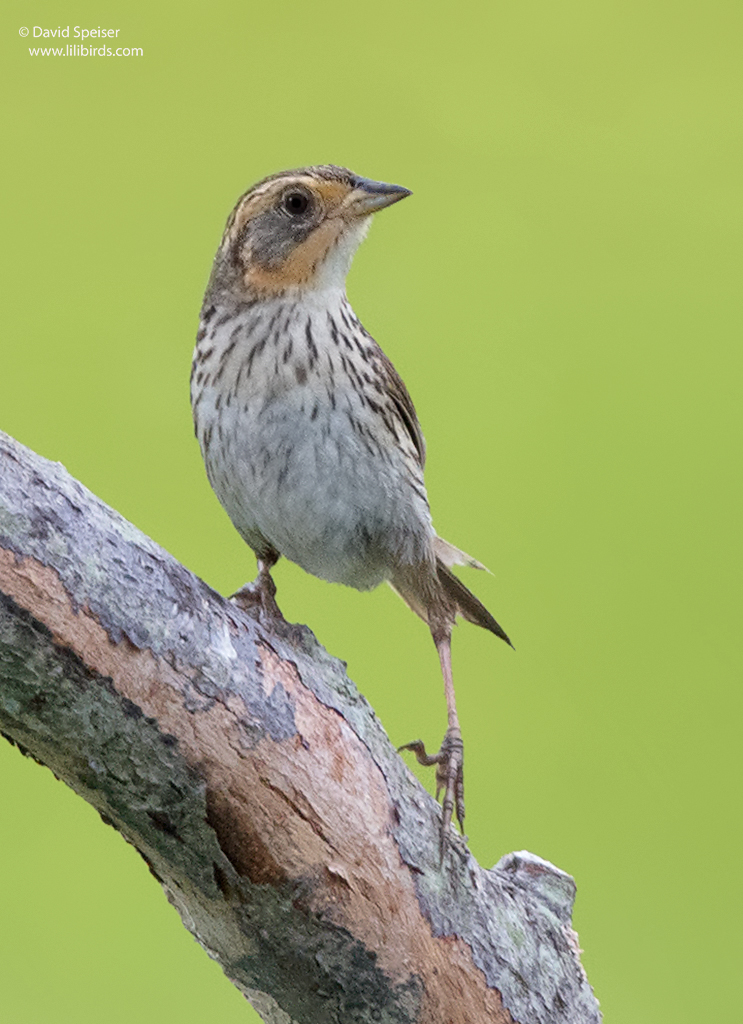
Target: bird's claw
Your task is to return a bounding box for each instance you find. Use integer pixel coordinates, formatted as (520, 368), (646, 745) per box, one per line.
(230, 572), (284, 621)
(399, 727), (465, 862)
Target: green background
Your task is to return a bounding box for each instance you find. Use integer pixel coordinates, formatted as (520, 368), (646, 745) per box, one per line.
(1, 1), (741, 1021)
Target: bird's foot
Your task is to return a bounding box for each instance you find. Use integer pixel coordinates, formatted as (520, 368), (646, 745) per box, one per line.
(230, 570), (285, 622)
(399, 726), (465, 861)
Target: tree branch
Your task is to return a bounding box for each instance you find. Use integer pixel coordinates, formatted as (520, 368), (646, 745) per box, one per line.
(0, 430), (600, 1024)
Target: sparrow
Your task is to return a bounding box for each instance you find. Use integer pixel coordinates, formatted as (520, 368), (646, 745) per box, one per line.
(191, 165), (512, 857)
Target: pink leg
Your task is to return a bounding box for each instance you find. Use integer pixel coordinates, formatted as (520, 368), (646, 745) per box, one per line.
(399, 629), (465, 861)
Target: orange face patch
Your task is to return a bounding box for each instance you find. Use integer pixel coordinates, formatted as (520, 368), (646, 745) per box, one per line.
(244, 217), (346, 294)
(311, 179), (354, 209)
(229, 177), (351, 241)
(220, 173), (359, 296)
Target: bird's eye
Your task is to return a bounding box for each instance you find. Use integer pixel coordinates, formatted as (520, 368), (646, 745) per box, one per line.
(283, 191), (310, 216)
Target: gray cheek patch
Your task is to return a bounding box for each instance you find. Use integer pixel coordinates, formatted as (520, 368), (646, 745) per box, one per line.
(243, 209), (320, 271)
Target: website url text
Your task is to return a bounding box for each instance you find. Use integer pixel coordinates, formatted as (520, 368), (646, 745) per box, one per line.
(28, 45), (143, 56)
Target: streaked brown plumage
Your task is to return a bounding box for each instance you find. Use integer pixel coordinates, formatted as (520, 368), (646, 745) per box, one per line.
(191, 165), (511, 857)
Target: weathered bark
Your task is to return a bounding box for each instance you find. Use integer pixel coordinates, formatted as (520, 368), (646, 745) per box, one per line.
(0, 430), (601, 1024)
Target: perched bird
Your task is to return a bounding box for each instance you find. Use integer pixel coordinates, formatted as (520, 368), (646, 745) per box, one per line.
(191, 165), (511, 855)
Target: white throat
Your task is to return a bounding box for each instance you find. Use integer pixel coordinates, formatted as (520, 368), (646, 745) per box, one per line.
(311, 215), (372, 293)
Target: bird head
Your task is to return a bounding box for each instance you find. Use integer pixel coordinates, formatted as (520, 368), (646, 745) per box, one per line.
(207, 165), (411, 300)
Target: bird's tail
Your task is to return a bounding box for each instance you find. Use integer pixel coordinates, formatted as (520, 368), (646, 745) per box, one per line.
(435, 560), (513, 647)
(433, 535), (488, 572)
(389, 535), (513, 647)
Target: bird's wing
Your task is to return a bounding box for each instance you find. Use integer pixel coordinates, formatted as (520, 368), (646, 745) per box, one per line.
(378, 349), (427, 468)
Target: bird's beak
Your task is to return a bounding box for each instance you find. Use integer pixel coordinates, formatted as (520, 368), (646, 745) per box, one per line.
(345, 177), (412, 217)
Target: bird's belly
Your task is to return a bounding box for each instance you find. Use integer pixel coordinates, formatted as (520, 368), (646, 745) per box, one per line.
(201, 388), (432, 590)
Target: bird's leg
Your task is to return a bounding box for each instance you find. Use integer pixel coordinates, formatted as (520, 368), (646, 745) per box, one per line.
(399, 628), (465, 860)
(230, 550), (285, 620)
